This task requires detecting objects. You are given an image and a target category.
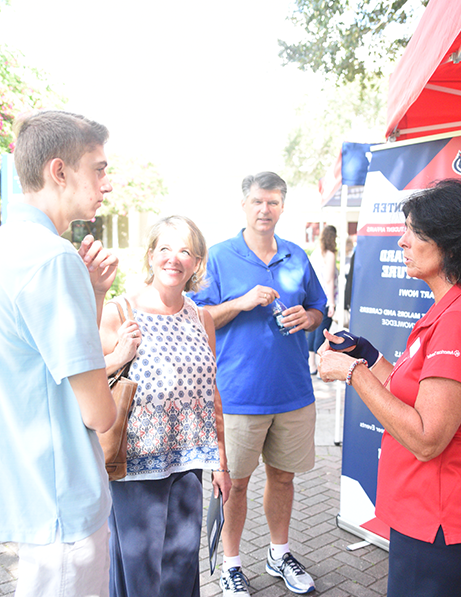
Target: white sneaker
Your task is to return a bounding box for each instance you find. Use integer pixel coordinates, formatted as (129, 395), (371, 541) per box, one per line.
(220, 566), (250, 596)
(266, 549), (315, 594)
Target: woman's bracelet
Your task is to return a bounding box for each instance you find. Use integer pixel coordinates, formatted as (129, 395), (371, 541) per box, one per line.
(213, 468), (230, 473)
(346, 358), (368, 385)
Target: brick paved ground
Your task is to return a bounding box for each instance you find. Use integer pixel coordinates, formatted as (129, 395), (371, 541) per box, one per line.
(0, 377), (389, 596)
(0, 543), (16, 596)
(199, 376), (389, 597)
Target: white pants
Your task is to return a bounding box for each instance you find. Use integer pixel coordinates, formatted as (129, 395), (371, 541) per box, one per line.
(15, 521), (110, 597)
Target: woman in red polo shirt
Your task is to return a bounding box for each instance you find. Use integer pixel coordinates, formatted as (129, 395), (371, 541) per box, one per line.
(318, 179), (461, 597)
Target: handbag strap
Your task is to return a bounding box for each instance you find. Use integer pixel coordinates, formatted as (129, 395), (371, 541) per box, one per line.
(108, 361), (132, 387)
(125, 298), (134, 321)
(107, 296), (134, 324)
(106, 296), (136, 381)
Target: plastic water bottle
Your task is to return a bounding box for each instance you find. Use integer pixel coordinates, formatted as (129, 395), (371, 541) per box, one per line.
(271, 299), (294, 336)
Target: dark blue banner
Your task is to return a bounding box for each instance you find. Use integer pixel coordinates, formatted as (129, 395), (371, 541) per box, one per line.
(337, 132), (461, 546)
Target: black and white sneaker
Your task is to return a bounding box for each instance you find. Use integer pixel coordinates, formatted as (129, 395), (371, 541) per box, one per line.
(266, 549), (315, 594)
(220, 566), (250, 596)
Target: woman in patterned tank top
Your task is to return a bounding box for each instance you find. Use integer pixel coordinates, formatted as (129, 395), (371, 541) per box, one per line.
(100, 215), (232, 597)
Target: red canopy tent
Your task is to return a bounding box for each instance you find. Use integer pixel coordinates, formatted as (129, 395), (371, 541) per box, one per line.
(386, 0), (461, 142)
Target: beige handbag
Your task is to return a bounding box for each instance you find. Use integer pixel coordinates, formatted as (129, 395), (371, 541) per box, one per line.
(97, 299), (138, 481)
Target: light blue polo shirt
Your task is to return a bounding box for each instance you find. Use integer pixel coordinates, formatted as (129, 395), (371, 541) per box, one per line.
(0, 203), (111, 544)
(189, 230), (326, 415)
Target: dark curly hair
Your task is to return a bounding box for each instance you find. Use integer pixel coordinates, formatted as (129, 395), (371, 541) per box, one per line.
(401, 179), (461, 284)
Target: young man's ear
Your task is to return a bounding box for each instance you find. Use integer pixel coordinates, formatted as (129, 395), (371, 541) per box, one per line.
(48, 158), (67, 187)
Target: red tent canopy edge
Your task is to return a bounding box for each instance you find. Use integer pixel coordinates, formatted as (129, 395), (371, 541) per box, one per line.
(386, 0), (461, 141)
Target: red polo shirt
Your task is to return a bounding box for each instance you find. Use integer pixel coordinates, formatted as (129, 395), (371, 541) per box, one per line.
(376, 284), (461, 545)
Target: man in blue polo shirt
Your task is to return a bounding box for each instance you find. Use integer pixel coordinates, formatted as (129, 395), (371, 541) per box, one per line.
(190, 172), (326, 596)
(0, 111), (118, 596)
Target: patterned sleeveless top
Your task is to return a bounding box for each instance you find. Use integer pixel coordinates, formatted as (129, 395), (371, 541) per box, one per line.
(124, 295), (219, 480)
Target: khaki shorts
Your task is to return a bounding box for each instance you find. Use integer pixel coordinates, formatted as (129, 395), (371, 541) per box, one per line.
(16, 521), (110, 597)
(223, 403), (316, 479)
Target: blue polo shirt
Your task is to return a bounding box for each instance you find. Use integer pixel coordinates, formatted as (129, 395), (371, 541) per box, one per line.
(190, 230), (326, 414)
(0, 203), (111, 544)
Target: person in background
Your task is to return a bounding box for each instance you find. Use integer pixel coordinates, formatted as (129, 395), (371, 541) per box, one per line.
(0, 110), (117, 597)
(308, 225), (338, 374)
(100, 215), (232, 597)
(344, 237), (356, 328)
(190, 171), (325, 596)
(344, 235), (354, 279)
(318, 179), (461, 597)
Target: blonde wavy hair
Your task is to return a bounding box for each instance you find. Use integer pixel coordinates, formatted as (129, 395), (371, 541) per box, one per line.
(143, 215), (208, 293)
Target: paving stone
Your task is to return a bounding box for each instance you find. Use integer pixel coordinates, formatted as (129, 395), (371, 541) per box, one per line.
(368, 576), (388, 595)
(361, 549), (389, 566)
(364, 561), (389, 581)
(309, 557), (345, 578)
(308, 544), (343, 564)
(320, 588), (351, 597)
(334, 551), (378, 572)
(335, 579), (382, 597)
(307, 532), (343, 551)
(316, 570), (349, 592)
(0, 582), (16, 597)
(0, 569), (13, 586)
(336, 564), (377, 586)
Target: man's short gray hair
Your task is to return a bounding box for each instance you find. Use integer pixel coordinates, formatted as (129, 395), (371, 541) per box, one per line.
(241, 171), (287, 203)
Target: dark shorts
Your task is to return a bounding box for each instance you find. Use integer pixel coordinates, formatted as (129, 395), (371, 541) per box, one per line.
(388, 526), (461, 597)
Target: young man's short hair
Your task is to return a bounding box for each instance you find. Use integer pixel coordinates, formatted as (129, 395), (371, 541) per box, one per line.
(13, 110), (109, 192)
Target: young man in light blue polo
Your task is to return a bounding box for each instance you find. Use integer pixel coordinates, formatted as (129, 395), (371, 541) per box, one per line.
(0, 110), (118, 596)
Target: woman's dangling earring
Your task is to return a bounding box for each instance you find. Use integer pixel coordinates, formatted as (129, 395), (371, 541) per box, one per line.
(191, 273), (198, 283)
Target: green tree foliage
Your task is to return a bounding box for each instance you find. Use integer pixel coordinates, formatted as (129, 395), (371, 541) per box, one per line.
(105, 267), (127, 301)
(279, 0), (428, 84)
(101, 155), (168, 216)
(281, 75), (387, 187)
(279, 0), (427, 186)
(0, 45), (65, 153)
